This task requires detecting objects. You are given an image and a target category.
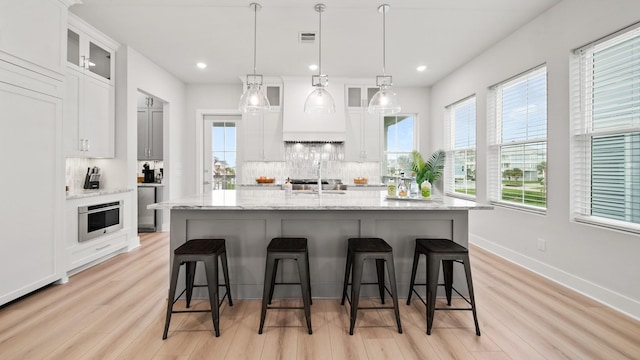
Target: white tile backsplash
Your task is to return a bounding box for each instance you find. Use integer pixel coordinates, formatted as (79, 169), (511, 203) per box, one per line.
(241, 161), (381, 185)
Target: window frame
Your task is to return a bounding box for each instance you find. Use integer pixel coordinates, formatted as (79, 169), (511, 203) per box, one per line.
(571, 24), (640, 233)
(487, 64), (548, 213)
(444, 95), (477, 200)
(381, 114), (417, 178)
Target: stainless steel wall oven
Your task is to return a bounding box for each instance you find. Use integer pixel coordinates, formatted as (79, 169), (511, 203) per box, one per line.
(78, 200), (123, 242)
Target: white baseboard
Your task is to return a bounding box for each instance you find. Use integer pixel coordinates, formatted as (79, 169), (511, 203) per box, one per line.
(470, 233), (640, 321)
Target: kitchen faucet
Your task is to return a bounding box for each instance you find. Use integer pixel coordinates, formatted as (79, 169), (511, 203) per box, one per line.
(317, 160), (322, 195)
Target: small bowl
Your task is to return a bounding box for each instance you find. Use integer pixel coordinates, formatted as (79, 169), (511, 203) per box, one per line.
(354, 177), (368, 185)
(256, 177), (275, 184)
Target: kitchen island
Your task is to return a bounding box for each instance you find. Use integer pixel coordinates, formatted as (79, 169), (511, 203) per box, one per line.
(150, 189), (491, 299)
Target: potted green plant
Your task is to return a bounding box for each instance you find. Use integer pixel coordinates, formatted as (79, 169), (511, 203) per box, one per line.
(411, 150), (446, 198)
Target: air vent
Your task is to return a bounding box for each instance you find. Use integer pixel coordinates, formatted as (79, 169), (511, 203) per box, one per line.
(299, 32), (316, 44)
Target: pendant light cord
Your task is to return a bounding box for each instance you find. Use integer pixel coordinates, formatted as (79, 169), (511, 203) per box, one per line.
(319, 9), (322, 76)
(253, 3), (257, 75)
(382, 5), (386, 76)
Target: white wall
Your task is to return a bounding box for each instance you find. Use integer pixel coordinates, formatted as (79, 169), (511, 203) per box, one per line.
(394, 86), (431, 154)
(429, 0), (640, 319)
(120, 46), (187, 236)
(186, 84), (243, 193)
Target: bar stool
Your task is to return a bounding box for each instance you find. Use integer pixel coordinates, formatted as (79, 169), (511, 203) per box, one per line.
(259, 237), (312, 335)
(162, 238), (232, 339)
(340, 237), (402, 335)
(406, 238), (480, 336)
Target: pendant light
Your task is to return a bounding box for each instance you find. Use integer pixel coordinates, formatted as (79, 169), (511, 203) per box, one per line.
(239, 3), (270, 113)
(368, 4), (401, 115)
(304, 3), (336, 114)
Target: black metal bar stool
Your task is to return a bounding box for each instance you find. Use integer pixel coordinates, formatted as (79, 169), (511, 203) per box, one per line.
(406, 238), (480, 336)
(162, 238), (232, 339)
(259, 237), (312, 335)
(340, 237), (402, 335)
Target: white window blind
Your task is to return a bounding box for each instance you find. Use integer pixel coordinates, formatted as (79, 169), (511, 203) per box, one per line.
(444, 96), (476, 198)
(488, 66), (547, 210)
(571, 25), (640, 232)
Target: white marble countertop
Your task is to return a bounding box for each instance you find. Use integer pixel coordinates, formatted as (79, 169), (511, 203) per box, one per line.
(66, 188), (133, 200)
(138, 182), (164, 187)
(149, 189), (492, 211)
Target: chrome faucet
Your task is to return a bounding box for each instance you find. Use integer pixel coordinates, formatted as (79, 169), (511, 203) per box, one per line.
(317, 160), (322, 195)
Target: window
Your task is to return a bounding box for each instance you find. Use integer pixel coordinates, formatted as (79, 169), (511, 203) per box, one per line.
(204, 116), (237, 190)
(572, 25), (640, 231)
(383, 115), (415, 176)
(488, 66), (547, 210)
(445, 96), (476, 197)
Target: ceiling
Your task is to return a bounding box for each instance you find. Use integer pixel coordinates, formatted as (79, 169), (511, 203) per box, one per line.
(71, 0), (562, 87)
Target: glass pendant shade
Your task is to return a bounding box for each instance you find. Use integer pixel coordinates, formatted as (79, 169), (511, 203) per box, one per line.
(239, 84), (270, 113)
(368, 86), (400, 114)
(368, 4), (401, 115)
(304, 3), (335, 114)
(238, 3), (269, 113)
(304, 86), (336, 113)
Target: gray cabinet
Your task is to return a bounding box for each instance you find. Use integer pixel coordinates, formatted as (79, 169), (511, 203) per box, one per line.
(138, 96), (163, 160)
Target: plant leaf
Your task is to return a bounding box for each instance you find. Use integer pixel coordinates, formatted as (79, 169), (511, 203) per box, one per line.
(424, 150), (446, 183)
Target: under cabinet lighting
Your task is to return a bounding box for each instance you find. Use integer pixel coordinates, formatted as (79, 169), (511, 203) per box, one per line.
(196, 62), (207, 69)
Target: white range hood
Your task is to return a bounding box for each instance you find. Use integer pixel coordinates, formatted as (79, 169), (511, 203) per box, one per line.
(282, 77), (345, 142)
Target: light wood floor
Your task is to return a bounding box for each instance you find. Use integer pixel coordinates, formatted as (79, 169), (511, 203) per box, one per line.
(1, 232), (639, 359)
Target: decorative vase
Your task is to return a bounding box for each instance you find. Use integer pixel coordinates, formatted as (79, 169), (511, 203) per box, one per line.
(420, 180), (431, 199)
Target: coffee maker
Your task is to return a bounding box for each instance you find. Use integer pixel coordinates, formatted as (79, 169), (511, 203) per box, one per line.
(142, 162), (155, 183)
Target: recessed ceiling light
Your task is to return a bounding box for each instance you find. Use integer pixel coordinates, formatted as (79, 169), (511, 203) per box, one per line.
(309, 64), (318, 71)
(196, 62), (207, 69)
(417, 65), (427, 72)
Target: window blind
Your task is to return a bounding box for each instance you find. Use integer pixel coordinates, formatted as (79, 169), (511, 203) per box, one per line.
(488, 65), (547, 210)
(444, 96), (476, 198)
(572, 26), (640, 231)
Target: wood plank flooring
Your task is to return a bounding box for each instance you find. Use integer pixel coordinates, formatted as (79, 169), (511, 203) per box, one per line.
(1, 232), (639, 359)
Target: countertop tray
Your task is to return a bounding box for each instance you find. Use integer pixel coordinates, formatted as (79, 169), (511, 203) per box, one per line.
(385, 195), (433, 201)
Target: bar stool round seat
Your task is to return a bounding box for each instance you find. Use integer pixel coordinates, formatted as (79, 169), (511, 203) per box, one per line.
(259, 237), (313, 335)
(340, 237), (402, 335)
(406, 238), (480, 336)
(162, 238), (232, 339)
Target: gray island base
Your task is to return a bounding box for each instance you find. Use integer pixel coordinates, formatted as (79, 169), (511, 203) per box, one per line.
(150, 190), (492, 299)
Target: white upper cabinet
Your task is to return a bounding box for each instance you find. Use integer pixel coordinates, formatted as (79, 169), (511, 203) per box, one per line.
(241, 79), (284, 161)
(64, 14), (118, 158)
(64, 67), (115, 158)
(0, 0), (69, 78)
(67, 15), (116, 85)
(345, 84), (382, 162)
(346, 85), (379, 109)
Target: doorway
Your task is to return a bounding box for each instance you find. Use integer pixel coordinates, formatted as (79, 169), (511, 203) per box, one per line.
(203, 115), (239, 190)
(137, 90), (166, 232)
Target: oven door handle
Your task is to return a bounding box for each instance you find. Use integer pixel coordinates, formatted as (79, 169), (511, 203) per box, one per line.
(79, 204), (122, 215)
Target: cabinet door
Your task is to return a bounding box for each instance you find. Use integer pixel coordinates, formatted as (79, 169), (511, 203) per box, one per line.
(344, 110), (363, 161)
(345, 110), (381, 162)
(137, 108), (149, 160)
(149, 109), (163, 160)
(263, 111), (283, 161)
(362, 112), (381, 161)
(0, 81), (62, 305)
(87, 39), (113, 83)
(83, 76), (114, 157)
(243, 112), (264, 161)
(64, 67), (83, 157)
(0, 0), (67, 76)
